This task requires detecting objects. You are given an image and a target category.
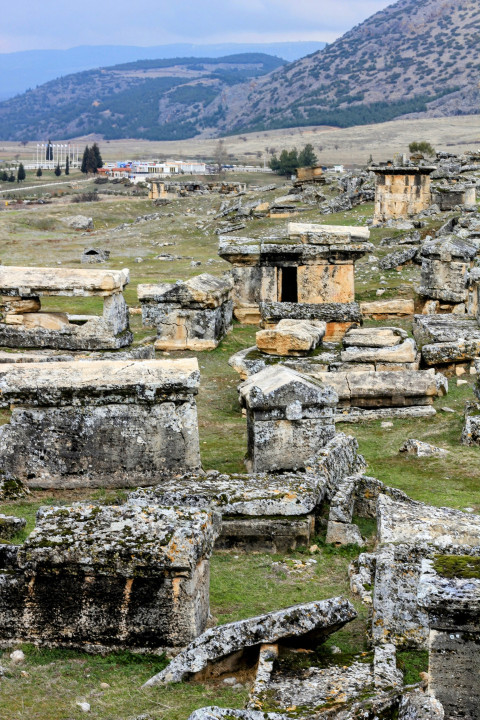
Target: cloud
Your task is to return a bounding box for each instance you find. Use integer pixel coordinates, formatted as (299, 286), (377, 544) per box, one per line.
(1, 0), (394, 51)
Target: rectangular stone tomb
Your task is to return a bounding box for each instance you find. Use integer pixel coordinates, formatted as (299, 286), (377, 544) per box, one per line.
(0, 359), (201, 488)
(138, 273), (233, 350)
(413, 314), (480, 370)
(0, 503), (219, 652)
(370, 165), (436, 223)
(128, 469), (327, 553)
(418, 557), (480, 719)
(0, 266), (132, 350)
(218, 224), (372, 327)
(417, 235), (478, 308)
(371, 495), (480, 649)
(260, 301), (362, 343)
(238, 365), (337, 473)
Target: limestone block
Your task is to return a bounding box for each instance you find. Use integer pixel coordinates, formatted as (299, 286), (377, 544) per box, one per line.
(62, 215), (93, 231)
(255, 320), (325, 356)
(398, 690), (444, 719)
(462, 402), (480, 446)
(0, 359), (201, 488)
(399, 439), (449, 457)
(0, 296), (41, 314)
(307, 432), (366, 500)
(81, 247), (110, 263)
(144, 597), (357, 686)
(260, 301), (362, 325)
(336, 406), (436, 422)
(297, 263), (355, 304)
(379, 246), (418, 271)
(0, 514), (26, 540)
(0, 504), (219, 651)
(138, 273), (233, 309)
(360, 299), (415, 319)
(340, 338), (417, 364)
(343, 327), (407, 348)
(377, 495), (480, 548)
(5, 312), (70, 331)
(326, 520), (365, 546)
(288, 222), (371, 242)
(187, 710), (286, 720)
(0, 266), (129, 296)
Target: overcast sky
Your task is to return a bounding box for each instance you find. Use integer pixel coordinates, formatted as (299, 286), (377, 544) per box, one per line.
(1, 0), (394, 53)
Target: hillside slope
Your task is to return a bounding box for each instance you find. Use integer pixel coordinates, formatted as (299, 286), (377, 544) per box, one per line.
(0, 54), (284, 141)
(215, 0), (480, 133)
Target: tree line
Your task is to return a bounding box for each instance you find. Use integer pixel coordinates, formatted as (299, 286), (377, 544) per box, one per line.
(81, 143), (103, 174)
(269, 144), (318, 176)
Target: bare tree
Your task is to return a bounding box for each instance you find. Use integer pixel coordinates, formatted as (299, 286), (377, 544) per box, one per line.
(214, 139), (228, 176)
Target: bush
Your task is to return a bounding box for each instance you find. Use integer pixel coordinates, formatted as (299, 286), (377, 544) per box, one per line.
(71, 191), (99, 203)
(409, 141), (436, 157)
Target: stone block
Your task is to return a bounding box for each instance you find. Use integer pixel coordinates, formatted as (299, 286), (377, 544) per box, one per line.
(399, 439), (449, 457)
(340, 338), (417, 364)
(139, 274), (233, 350)
(360, 298), (415, 319)
(144, 597), (357, 686)
(0, 359), (201, 488)
(326, 520), (365, 546)
(0, 504), (219, 651)
(81, 247), (110, 264)
(239, 366), (337, 473)
(255, 319), (325, 356)
(0, 514), (26, 540)
(343, 327), (407, 348)
(462, 402), (480, 446)
(128, 469), (325, 553)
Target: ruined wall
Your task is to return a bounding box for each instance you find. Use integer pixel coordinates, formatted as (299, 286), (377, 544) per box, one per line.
(372, 169), (433, 223)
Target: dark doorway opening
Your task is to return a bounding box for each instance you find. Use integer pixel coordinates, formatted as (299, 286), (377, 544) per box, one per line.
(281, 266), (298, 303)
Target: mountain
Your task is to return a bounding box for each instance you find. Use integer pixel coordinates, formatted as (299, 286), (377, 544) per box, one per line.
(0, 54), (285, 141)
(0, 42), (326, 101)
(215, 0), (480, 134)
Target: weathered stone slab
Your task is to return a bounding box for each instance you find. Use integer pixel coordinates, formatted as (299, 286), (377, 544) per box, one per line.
(307, 432), (366, 500)
(256, 319), (326, 356)
(462, 401), (480, 446)
(0, 266), (129, 297)
(379, 246), (418, 271)
(187, 710), (287, 720)
(239, 366), (337, 473)
(288, 221), (371, 242)
(399, 439), (449, 457)
(398, 690), (444, 719)
(360, 299), (415, 319)
(0, 504), (219, 651)
(377, 495), (480, 548)
(144, 597), (357, 686)
(0, 359), (201, 488)
(128, 470), (325, 552)
(336, 405), (437, 422)
(340, 338), (417, 364)
(343, 327), (407, 348)
(0, 514), (26, 540)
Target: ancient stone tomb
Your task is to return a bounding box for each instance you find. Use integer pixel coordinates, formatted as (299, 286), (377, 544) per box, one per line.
(0, 358), (201, 488)
(370, 164), (435, 223)
(138, 273), (233, 350)
(218, 222), (372, 337)
(238, 365), (337, 472)
(0, 503), (219, 651)
(0, 266), (132, 350)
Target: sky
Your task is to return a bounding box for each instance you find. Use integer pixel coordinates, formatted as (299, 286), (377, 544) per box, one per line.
(0, 0), (394, 53)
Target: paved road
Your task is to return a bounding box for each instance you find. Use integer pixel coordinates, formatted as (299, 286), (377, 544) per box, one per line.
(0, 178), (90, 195)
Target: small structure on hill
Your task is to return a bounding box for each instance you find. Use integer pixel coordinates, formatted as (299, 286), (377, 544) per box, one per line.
(138, 273), (233, 351)
(0, 266), (132, 350)
(81, 247), (110, 264)
(219, 222), (372, 336)
(370, 164), (436, 224)
(432, 183), (477, 211)
(0, 359), (201, 488)
(295, 166), (324, 185)
(238, 365), (337, 473)
(0, 503), (219, 652)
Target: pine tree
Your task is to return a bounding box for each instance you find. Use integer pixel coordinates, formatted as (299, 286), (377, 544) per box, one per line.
(46, 140), (53, 161)
(298, 143), (318, 168)
(17, 163), (26, 182)
(65, 157), (70, 175)
(91, 143), (103, 170)
(36, 167), (43, 177)
(81, 145), (90, 174)
(54, 163), (61, 177)
(0, 171), (8, 182)
(8, 172), (15, 182)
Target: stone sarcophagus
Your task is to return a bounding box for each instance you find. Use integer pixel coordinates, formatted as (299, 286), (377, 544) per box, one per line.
(238, 365), (338, 473)
(0, 266), (132, 350)
(0, 359), (201, 488)
(219, 223), (372, 337)
(418, 557), (480, 719)
(138, 273), (233, 351)
(417, 235), (478, 313)
(0, 503), (220, 652)
(370, 165), (436, 223)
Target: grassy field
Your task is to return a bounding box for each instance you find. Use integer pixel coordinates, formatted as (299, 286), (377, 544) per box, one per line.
(0, 172), (478, 719)
(0, 114), (479, 169)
